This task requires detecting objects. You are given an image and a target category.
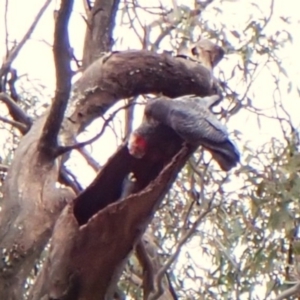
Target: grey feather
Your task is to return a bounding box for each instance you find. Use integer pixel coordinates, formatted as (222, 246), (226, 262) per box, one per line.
(144, 95), (240, 171)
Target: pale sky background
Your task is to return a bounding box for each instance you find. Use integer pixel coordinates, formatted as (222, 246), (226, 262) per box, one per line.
(0, 1), (299, 298)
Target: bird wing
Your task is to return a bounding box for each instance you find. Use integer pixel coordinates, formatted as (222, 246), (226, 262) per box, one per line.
(165, 100), (228, 144)
(143, 96), (240, 170)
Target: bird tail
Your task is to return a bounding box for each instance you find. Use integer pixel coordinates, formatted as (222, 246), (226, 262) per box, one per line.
(202, 139), (240, 171)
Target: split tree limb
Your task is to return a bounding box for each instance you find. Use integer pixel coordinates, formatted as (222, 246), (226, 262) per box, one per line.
(29, 146), (192, 299)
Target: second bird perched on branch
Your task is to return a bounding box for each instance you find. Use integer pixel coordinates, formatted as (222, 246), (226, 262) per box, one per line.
(128, 95), (240, 171)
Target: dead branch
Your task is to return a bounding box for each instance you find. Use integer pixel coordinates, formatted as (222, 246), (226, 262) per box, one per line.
(58, 102), (136, 156)
(4, 0), (9, 56)
(76, 147), (100, 171)
(59, 167), (83, 194)
(124, 97), (136, 141)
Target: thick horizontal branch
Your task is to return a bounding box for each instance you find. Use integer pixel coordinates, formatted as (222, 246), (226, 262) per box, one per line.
(62, 49), (219, 144)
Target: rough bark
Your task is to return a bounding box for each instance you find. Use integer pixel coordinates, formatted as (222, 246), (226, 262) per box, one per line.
(73, 123), (184, 225)
(30, 42), (221, 298)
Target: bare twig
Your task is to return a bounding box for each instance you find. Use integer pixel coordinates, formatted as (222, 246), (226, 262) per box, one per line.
(123, 97), (135, 141)
(0, 0), (53, 78)
(261, 0), (275, 32)
(77, 147), (100, 171)
(59, 167), (82, 194)
(148, 205), (216, 300)
(4, 0), (9, 56)
(83, 0), (92, 14)
(274, 282), (300, 300)
(56, 102), (140, 157)
(125, 7), (143, 46)
(150, 23), (177, 52)
(39, 0), (74, 155)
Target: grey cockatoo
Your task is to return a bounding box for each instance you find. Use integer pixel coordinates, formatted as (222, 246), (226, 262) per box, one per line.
(128, 95), (240, 171)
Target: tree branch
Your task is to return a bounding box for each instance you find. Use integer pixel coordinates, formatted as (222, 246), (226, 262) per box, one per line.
(0, 0), (52, 78)
(0, 164), (9, 172)
(136, 231), (177, 300)
(275, 282), (300, 300)
(77, 147), (100, 171)
(0, 92), (32, 129)
(61, 48), (221, 148)
(56, 102), (137, 156)
(0, 115), (28, 132)
(39, 0), (74, 155)
(82, 0), (120, 68)
(59, 167), (82, 194)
